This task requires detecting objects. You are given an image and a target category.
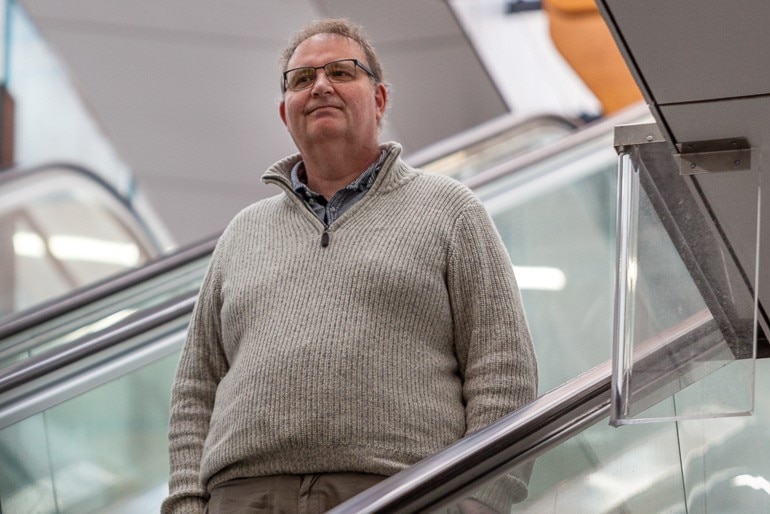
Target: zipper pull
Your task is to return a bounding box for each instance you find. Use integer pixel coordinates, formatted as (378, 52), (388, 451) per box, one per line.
(321, 229), (330, 248)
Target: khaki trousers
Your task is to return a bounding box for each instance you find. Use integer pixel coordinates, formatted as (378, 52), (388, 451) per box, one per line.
(204, 472), (387, 514)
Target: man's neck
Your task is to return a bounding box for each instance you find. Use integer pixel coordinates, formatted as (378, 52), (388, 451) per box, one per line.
(301, 142), (382, 199)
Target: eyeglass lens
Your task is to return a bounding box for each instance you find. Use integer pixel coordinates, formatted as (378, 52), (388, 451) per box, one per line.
(285, 60), (359, 91)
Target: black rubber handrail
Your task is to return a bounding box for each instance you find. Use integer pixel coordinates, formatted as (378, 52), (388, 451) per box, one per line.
(329, 306), (720, 513)
(405, 113), (578, 169)
(0, 290), (198, 394)
(0, 235), (217, 342)
(329, 362), (612, 513)
(0, 162), (137, 208)
(0, 110), (624, 345)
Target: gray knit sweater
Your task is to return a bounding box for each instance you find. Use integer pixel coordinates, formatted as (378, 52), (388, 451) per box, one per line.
(162, 143), (538, 513)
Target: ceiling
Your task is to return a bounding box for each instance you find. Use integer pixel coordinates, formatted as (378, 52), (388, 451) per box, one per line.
(599, 0), (770, 148)
(19, 0), (511, 245)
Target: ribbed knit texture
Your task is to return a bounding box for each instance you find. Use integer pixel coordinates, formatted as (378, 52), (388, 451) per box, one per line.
(162, 143), (538, 514)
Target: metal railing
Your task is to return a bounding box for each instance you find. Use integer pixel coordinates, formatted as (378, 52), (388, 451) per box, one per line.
(0, 234), (217, 341)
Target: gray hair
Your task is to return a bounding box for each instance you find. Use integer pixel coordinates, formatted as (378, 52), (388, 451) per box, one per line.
(279, 18), (387, 94)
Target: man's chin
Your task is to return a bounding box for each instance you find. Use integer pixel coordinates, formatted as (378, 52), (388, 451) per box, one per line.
(303, 125), (348, 145)
(306, 118), (346, 136)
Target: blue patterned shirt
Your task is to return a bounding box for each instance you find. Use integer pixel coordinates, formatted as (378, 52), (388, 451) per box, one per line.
(290, 148), (387, 226)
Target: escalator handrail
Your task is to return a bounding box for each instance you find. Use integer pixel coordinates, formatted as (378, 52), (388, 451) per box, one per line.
(0, 277), (612, 512)
(331, 307), (712, 513)
(328, 362), (612, 513)
(0, 283), (611, 512)
(405, 112), (579, 169)
(0, 104), (706, 512)
(0, 234), (217, 342)
(0, 290), (198, 395)
(1, 162), (136, 208)
(0, 274), (713, 512)
(463, 102), (650, 191)
(0, 106), (644, 344)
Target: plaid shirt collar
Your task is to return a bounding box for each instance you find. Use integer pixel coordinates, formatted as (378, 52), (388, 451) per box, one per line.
(290, 148), (386, 201)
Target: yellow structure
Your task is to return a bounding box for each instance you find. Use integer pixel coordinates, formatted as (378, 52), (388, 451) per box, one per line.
(543, 0), (642, 114)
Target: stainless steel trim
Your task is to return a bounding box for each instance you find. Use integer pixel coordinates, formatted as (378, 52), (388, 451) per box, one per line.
(464, 103), (651, 190)
(405, 112), (576, 168)
(0, 291), (197, 394)
(610, 151), (639, 425)
(329, 362), (613, 514)
(613, 122), (664, 151)
(677, 137), (752, 175)
(0, 236), (216, 341)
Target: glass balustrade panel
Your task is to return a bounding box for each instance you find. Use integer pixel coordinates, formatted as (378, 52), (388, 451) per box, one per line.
(0, 351), (179, 514)
(477, 132), (619, 393)
(432, 357), (770, 513)
(613, 138), (758, 424)
(0, 254), (208, 371)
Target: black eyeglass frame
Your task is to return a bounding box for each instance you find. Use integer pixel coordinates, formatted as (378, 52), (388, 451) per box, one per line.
(282, 59), (377, 92)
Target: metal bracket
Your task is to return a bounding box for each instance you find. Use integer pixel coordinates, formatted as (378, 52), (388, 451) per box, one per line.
(614, 122), (665, 153)
(614, 123), (751, 176)
(676, 138), (751, 175)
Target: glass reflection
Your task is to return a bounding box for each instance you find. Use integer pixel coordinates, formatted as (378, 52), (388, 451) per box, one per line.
(1, 1), (174, 317)
(0, 167), (157, 318)
(421, 118), (574, 180)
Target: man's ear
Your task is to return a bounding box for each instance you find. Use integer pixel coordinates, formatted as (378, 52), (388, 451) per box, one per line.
(279, 100), (287, 126)
(374, 83), (387, 122)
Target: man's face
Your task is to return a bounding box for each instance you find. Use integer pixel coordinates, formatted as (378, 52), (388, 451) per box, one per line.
(279, 34), (387, 153)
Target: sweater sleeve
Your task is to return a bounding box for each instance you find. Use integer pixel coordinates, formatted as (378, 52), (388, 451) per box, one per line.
(161, 251), (229, 514)
(447, 198), (539, 510)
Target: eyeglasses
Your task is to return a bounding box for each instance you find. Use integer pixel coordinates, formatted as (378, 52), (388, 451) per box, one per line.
(282, 59), (376, 92)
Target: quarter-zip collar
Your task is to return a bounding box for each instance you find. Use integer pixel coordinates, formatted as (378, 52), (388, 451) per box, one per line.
(261, 142), (418, 248)
(289, 148), (387, 226)
(262, 141), (414, 215)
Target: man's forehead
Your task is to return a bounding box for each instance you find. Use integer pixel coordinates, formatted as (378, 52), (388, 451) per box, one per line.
(289, 34), (364, 66)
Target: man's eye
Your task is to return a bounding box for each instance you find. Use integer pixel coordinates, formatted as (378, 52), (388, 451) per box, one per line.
(288, 70), (315, 88)
(326, 63), (355, 79)
(330, 69), (353, 78)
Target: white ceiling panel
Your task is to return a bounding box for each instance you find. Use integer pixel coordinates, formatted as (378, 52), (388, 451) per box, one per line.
(382, 38), (509, 152)
(21, 0), (319, 41)
(660, 96), (770, 150)
(316, 0), (462, 42)
(31, 25), (297, 183)
(603, 0), (770, 105)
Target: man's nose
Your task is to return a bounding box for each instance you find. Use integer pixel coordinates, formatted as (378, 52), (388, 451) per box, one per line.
(311, 69), (334, 95)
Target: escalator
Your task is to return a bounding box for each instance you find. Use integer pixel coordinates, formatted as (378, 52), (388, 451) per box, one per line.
(334, 105), (770, 512)
(5, 102), (763, 513)
(0, 163), (173, 320)
(0, 239), (214, 513)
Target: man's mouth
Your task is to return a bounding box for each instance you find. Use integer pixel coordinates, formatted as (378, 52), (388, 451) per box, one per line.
(307, 104), (341, 115)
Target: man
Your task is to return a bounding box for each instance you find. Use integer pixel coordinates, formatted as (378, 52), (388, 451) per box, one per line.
(162, 18), (538, 514)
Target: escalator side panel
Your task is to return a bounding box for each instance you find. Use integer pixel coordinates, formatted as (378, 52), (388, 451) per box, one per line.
(0, 353), (178, 513)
